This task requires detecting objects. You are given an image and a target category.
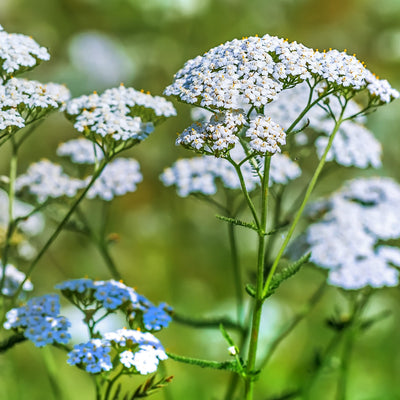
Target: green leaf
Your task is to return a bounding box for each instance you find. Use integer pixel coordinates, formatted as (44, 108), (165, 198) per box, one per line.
(264, 252), (311, 299)
(219, 324), (235, 347)
(215, 215), (258, 231)
(245, 283), (256, 298)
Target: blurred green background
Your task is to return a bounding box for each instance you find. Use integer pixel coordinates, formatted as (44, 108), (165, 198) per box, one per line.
(1, 0), (400, 399)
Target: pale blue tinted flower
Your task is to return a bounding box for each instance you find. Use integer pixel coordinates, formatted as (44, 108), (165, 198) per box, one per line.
(93, 280), (138, 310)
(67, 339), (112, 373)
(16, 160), (85, 203)
(142, 302), (173, 331)
(55, 278), (96, 293)
(304, 177), (400, 289)
(57, 138), (104, 164)
(85, 158), (143, 201)
(4, 294), (71, 347)
(0, 263), (33, 296)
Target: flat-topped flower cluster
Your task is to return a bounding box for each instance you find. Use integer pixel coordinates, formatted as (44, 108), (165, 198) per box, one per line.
(165, 34), (398, 158)
(66, 85), (176, 145)
(68, 328), (167, 375)
(302, 177), (400, 289)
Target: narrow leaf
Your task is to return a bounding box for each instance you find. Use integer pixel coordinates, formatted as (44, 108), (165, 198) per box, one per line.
(264, 252), (311, 299)
(215, 215), (258, 231)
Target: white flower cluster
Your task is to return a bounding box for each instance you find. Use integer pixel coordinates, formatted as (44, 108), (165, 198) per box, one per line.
(105, 329), (168, 375)
(304, 177), (400, 289)
(16, 160), (85, 203)
(264, 83), (382, 169)
(0, 78), (71, 131)
(176, 111), (245, 155)
(0, 263), (33, 296)
(66, 85), (176, 143)
(165, 35), (399, 111)
(246, 115), (286, 154)
(0, 29), (50, 79)
(161, 146), (301, 197)
(57, 138), (104, 164)
(85, 158), (143, 201)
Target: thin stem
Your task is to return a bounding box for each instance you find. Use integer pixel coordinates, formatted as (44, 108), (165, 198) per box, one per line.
(336, 328), (354, 400)
(227, 157), (260, 229)
(244, 155), (271, 399)
(228, 220), (245, 326)
(262, 113), (345, 300)
(11, 158), (109, 304)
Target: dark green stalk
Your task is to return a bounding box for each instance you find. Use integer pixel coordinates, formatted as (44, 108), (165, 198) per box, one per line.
(244, 155), (271, 400)
(228, 220), (245, 326)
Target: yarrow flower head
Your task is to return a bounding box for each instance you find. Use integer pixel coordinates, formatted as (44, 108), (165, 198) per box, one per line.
(67, 339), (112, 373)
(165, 34), (398, 111)
(166, 35), (398, 158)
(65, 85), (176, 152)
(176, 111), (244, 156)
(16, 160), (85, 203)
(0, 78), (71, 133)
(4, 294), (71, 347)
(0, 263), (33, 296)
(246, 115), (286, 155)
(84, 158), (143, 201)
(104, 328), (168, 375)
(263, 83), (382, 169)
(0, 28), (50, 80)
(298, 177), (400, 290)
(56, 278), (172, 332)
(57, 138), (104, 164)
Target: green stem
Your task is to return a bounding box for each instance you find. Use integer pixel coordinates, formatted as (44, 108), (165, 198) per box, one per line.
(262, 114), (344, 300)
(227, 220), (245, 326)
(244, 155), (271, 400)
(227, 157), (260, 229)
(11, 158), (109, 304)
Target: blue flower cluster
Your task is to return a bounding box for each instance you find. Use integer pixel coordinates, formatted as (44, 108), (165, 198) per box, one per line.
(67, 339), (112, 373)
(137, 296), (173, 331)
(4, 294), (71, 347)
(56, 278), (172, 331)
